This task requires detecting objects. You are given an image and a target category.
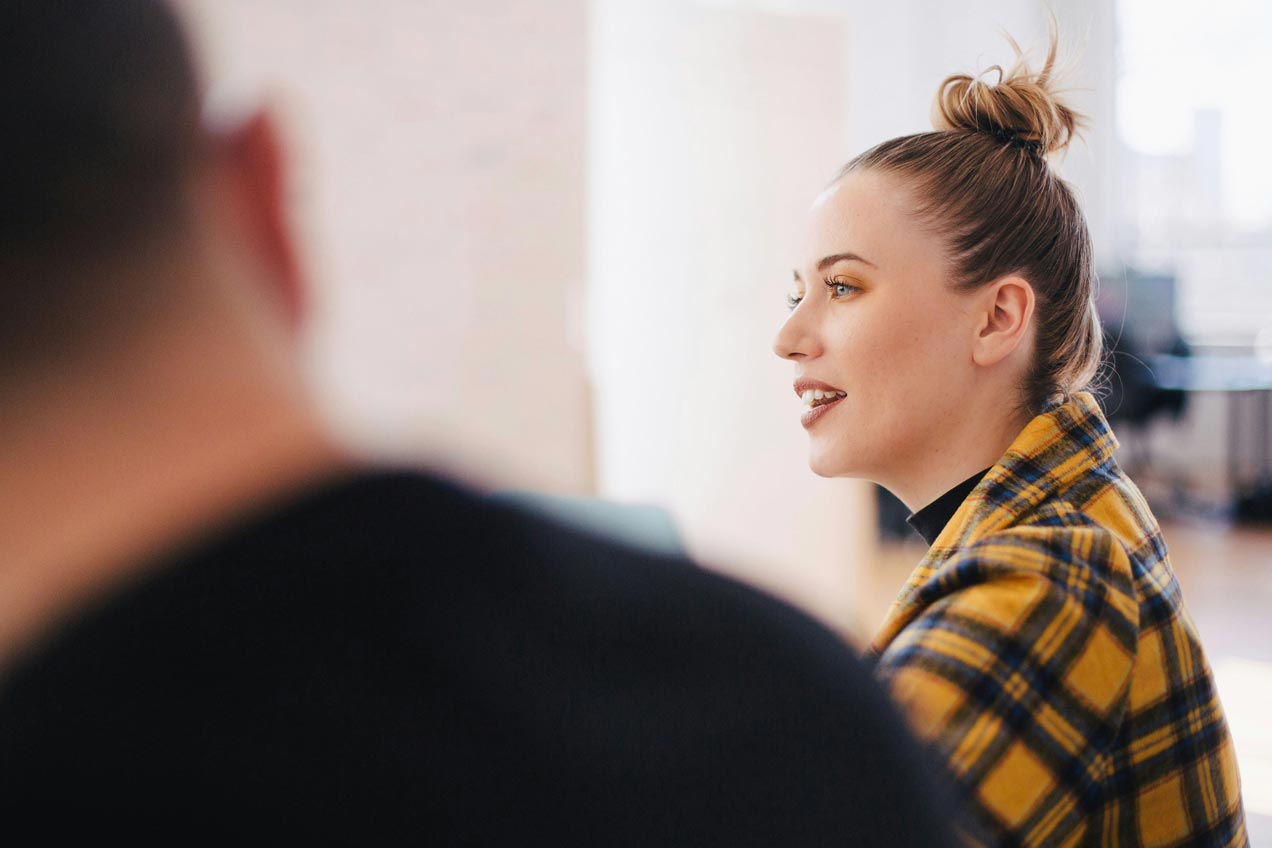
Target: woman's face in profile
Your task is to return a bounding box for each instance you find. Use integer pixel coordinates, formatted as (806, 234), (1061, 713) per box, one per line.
(773, 169), (981, 486)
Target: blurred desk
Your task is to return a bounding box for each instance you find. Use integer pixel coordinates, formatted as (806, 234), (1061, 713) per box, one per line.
(1149, 354), (1272, 502)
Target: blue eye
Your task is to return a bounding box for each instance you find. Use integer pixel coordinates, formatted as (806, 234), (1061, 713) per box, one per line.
(785, 293), (802, 311)
(824, 277), (860, 298)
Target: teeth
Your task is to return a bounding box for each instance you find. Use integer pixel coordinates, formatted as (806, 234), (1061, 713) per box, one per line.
(800, 388), (845, 411)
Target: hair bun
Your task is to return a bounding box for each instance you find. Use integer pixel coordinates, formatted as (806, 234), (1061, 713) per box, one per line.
(931, 31), (1085, 157)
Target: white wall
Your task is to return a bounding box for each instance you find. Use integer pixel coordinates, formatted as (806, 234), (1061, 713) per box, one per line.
(180, 0), (594, 494)
(589, 0), (875, 633)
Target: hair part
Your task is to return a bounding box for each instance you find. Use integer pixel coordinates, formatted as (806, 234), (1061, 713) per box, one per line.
(840, 27), (1103, 416)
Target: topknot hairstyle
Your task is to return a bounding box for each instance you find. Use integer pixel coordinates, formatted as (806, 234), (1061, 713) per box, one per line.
(931, 32), (1084, 158)
(839, 27), (1102, 416)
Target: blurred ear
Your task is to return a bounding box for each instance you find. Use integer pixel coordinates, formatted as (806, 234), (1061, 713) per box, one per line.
(206, 109), (305, 329)
(971, 275), (1035, 368)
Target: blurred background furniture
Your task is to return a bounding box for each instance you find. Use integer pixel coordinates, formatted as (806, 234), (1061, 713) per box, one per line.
(492, 492), (685, 557)
(1099, 268), (1272, 521)
(1148, 353), (1272, 520)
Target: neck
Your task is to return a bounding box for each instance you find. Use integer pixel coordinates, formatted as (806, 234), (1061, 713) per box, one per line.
(0, 318), (353, 667)
(882, 401), (1031, 513)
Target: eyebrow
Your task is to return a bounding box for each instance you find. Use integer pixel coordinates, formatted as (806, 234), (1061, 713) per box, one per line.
(792, 252), (878, 280)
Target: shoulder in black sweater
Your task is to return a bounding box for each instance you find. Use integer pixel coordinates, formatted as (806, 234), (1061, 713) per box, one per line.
(0, 471), (954, 846)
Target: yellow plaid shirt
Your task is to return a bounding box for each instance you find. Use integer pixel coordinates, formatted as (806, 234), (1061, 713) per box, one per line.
(867, 393), (1248, 847)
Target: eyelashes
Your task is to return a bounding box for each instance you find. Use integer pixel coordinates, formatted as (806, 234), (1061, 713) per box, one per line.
(786, 277), (862, 311)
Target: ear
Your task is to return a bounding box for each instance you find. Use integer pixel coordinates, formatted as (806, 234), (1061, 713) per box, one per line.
(971, 275), (1035, 367)
(208, 109), (306, 330)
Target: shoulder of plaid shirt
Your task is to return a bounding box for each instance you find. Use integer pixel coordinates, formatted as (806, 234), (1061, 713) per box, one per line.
(865, 392), (1249, 847)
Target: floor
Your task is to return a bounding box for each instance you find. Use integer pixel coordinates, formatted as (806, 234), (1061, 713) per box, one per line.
(863, 519), (1272, 843)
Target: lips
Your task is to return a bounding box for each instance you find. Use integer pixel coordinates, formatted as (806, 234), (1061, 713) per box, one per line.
(793, 378), (846, 429)
(800, 394), (844, 429)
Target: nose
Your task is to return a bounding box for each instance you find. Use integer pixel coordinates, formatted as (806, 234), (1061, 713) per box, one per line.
(772, 305), (821, 361)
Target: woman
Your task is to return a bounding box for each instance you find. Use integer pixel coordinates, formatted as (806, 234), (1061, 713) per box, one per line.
(773, 34), (1248, 847)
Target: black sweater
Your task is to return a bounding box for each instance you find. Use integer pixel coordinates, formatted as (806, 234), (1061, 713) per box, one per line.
(907, 468), (992, 546)
(0, 471), (954, 845)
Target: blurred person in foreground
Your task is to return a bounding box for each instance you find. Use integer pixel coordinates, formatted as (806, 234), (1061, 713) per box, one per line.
(773, 29), (1247, 848)
(0, 1), (955, 843)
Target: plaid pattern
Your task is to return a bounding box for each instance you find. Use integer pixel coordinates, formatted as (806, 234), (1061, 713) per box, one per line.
(867, 393), (1248, 847)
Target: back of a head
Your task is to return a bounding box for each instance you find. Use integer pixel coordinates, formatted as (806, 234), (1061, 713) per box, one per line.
(0, 0), (201, 368)
(843, 28), (1103, 416)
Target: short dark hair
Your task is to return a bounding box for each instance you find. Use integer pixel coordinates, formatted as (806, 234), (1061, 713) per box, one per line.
(0, 0), (201, 365)
(2, 0), (201, 252)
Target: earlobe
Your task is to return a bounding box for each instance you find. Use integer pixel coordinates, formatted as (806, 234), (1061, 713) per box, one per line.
(971, 276), (1034, 367)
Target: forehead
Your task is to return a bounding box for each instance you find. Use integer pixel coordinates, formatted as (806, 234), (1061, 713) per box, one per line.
(802, 169), (935, 273)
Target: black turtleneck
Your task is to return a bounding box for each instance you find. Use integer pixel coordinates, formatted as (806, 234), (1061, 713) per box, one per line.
(905, 469), (992, 547)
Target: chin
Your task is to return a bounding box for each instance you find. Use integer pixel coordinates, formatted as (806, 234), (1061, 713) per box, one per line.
(807, 448), (858, 479)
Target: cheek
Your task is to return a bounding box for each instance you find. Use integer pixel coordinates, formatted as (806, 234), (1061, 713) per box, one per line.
(825, 295), (970, 440)
(830, 298), (943, 395)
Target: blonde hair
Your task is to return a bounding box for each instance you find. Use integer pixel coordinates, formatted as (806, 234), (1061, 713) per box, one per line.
(933, 32), (1083, 156)
(841, 28), (1103, 415)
